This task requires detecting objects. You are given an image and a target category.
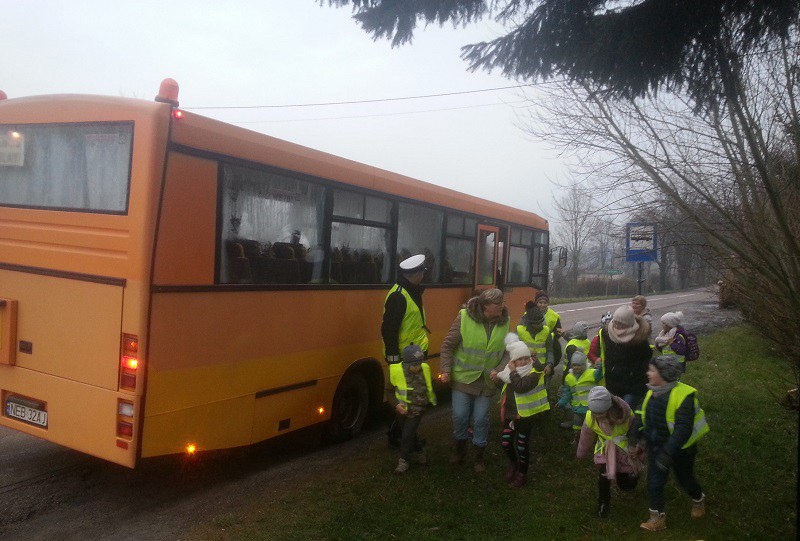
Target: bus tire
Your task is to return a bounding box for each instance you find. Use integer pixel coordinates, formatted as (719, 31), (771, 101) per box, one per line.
(328, 372), (369, 442)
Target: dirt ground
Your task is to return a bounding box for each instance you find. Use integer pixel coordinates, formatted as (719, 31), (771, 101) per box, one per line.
(0, 295), (743, 541)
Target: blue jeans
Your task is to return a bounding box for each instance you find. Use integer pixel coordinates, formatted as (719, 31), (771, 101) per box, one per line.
(451, 389), (492, 447)
(622, 393), (643, 411)
(647, 444), (703, 512)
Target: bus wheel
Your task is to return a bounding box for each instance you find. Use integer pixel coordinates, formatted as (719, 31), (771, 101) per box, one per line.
(329, 372), (369, 441)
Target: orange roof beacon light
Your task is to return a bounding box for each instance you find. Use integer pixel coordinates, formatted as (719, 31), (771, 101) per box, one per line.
(155, 78), (179, 107)
(0, 90), (7, 101)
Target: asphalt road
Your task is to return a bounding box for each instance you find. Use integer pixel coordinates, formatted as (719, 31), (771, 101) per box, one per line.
(0, 288), (735, 540)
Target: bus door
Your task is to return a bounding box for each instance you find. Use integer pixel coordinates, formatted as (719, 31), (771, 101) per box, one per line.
(474, 224), (500, 291)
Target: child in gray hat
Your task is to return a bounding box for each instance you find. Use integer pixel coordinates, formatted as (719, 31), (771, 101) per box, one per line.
(387, 344), (437, 474)
(634, 355), (709, 531)
(557, 350), (603, 429)
(577, 386), (643, 518)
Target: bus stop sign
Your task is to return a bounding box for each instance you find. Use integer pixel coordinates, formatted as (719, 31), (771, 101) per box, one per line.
(626, 223), (657, 262)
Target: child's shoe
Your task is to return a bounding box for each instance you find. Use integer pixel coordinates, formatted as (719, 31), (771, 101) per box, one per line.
(596, 502), (610, 518)
(640, 509), (666, 531)
(691, 494), (706, 518)
(394, 458), (409, 475)
(412, 449), (428, 465)
(509, 472), (527, 488)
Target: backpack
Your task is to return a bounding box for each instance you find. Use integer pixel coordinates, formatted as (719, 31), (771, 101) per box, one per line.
(684, 332), (700, 361)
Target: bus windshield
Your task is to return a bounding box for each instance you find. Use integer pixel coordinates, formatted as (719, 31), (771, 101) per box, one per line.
(0, 122), (133, 213)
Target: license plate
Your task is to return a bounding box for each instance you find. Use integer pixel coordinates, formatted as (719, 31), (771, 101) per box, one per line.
(5, 397), (48, 428)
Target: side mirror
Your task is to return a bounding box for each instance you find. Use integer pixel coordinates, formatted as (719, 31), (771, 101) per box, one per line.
(558, 247), (568, 268)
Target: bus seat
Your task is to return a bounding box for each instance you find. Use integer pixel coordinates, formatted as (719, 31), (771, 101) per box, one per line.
(226, 241), (252, 283)
(271, 242), (301, 284)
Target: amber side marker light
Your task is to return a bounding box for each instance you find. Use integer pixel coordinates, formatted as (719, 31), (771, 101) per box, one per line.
(186, 443), (197, 455)
(120, 334), (140, 390)
(317, 406), (325, 415)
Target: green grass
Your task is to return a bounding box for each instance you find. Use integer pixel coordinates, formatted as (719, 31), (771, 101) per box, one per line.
(189, 325), (797, 540)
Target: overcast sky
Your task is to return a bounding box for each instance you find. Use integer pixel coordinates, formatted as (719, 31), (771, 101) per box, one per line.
(3, 1), (572, 220)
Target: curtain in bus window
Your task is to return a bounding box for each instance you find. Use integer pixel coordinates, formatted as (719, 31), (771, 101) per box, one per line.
(397, 203), (443, 283)
(329, 223), (390, 284)
(220, 164), (324, 285)
(0, 123), (132, 213)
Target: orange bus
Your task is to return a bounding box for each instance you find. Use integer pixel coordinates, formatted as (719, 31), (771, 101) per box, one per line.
(0, 80), (550, 467)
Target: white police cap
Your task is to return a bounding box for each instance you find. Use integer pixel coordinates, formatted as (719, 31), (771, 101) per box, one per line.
(399, 254), (426, 273)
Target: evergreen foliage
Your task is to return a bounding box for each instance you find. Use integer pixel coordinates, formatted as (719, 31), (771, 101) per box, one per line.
(323, 0), (800, 103)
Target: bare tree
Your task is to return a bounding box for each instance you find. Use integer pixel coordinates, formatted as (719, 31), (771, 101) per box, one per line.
(522, 32), (800, 404)
(552, 182), (597, 297)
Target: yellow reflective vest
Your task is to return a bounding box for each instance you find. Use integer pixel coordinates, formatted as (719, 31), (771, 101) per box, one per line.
(501, 368), (549, 417)
(566, 337), (591, 356)
(389, 362), (437, 407)
(564, 369), (599, 408)
(453, 309), (509, 385)
(585, 410), (632, 455)
(383, 284), (428, 354)
(640, 383), (709, 449)
(516, 325), (551, 361)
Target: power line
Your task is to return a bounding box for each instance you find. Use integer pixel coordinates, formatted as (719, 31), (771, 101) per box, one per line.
(228, 99), (531, 124)
(184, 84), (535, 110)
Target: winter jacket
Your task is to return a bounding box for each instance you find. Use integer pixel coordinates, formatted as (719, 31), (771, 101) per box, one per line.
(440, 296), (510, 397)
(577, 395), (644, 478)
(600, 317), (652, 398)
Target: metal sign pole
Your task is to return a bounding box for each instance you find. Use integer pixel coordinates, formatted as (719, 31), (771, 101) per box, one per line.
(637, 262), (644, 295)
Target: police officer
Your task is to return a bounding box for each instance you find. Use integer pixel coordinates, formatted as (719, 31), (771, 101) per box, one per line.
(381, 254), (429, 448)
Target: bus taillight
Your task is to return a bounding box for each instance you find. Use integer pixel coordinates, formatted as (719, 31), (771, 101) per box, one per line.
(120, 334), (140, 391)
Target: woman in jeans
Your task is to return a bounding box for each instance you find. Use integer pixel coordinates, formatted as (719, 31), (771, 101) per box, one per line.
(440, 288), (510, 473)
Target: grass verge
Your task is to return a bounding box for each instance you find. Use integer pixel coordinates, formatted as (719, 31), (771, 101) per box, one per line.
(188, 324), (797, 540)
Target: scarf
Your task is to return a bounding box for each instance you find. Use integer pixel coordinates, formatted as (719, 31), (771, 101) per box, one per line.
(654, 327), (677, 346)
(647, 381), (678, 397)
(607, 321), (639, 343)
(497, 362), (533, 384)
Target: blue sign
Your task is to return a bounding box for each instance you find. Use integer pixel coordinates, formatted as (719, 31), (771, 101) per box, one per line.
(626, 223), (657, 262)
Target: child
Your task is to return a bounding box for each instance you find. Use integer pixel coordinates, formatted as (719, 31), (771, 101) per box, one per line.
(588, 311), (613, 367)
(577, 386), (643, 518)
(655, 312), (688, 371)
(562, 321), (591, 381)
(495, 336), (548, 488)
(634, 355), (709, 531)
(557, 351), (604, 429)
(565, 321), (591, 355)
(387, 343), (437, 474)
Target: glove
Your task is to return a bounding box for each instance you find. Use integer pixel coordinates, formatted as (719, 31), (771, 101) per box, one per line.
(655, 451), (673, 472)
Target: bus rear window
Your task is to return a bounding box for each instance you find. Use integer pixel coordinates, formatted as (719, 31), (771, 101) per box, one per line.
(0, 122), (133, 213)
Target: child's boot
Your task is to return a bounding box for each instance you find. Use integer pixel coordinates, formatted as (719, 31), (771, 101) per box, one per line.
(473, 445), (486, 473)
(450, 439), (467, 464)
(412, 448), (428, 465)
(503, 462), (518, 483)
(596, 500), (610, 518)
(640, 509), (666, 531)
(509, 471), (527, 488)
(691, 494), (706, 518)
(394, 458), (409, 475)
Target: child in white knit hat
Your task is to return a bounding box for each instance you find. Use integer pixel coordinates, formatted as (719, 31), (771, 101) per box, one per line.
(494, 334), (548, 488)
(655, 312), (688, 372)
